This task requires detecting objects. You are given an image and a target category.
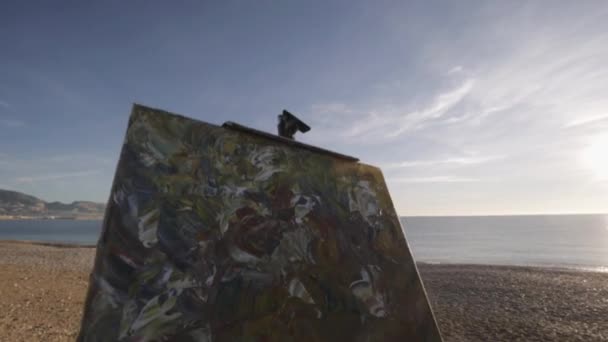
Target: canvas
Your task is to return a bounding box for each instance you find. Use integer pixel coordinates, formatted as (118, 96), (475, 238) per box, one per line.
(78, 104), (442, 341)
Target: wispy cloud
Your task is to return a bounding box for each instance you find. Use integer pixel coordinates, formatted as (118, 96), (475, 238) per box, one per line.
(0, 118), (25, 127)
(20, 67), (90, 109)
(15, 170), (101, 184)
(387, 79), (474, 137)
(311, 103), (353, 116)
(44, 154), (113, 165)
(0, 100), (9, 109)
(381, 155), (504, 169)
(0, 1), (606, 213)
(564, 114), (608, 128)
(0, 153), (113, 169)
(447, 65), (464, 74)
(306, 78), (475, 143)
(388, 176), (484, 183)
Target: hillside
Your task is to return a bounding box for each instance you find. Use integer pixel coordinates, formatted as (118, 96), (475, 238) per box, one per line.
(0, 189), (105, 219)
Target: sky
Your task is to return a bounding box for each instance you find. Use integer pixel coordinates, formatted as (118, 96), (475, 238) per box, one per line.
(1, 1), (608, 216)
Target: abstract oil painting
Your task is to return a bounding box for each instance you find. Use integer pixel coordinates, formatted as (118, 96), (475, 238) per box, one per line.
(78, 104), (442, 341)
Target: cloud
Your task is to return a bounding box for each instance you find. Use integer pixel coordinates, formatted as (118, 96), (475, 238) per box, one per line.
(387, 176), (483, 183)
(564, 114), (608, 128)
(371, 79), (404, 91)
(381, 155), (504, 169)
(0, 154), (113, 170)
(14, 170), (101, 184)
(0, 119), (25, 127)
(302, 5), (608, 216)
(306, 78), (475, 144)
(447, 66), (464, 74)
(387, 79), (474, 137)
(0, 102), (23, 127)
(311, 103), (353, 116)
(20, 67), (90, 109)
(44, 154), (113, 165)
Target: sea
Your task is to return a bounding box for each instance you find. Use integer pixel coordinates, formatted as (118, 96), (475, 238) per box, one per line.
(0, 214), (607, 272)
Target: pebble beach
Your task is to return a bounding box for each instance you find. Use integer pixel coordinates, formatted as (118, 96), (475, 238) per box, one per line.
(0, 240), (607, 341)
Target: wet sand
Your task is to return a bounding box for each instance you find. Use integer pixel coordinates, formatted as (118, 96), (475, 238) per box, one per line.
(0, 240), (606, 341)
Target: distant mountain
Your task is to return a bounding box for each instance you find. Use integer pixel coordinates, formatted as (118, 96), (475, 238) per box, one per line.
(0, 189), (105, 219)
(46, 201), (106, 214)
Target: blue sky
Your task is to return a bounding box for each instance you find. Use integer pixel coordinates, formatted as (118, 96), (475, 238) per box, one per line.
(1, 1), (607, 215)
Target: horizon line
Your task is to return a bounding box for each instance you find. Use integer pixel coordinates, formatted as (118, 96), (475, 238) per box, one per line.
(401, 212), (607, 218)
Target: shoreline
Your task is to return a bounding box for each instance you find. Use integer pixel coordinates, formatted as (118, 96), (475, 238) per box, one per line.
(417, 261), (608, 274)
(0, 217), (103, 221)
(0, 239), (97, 248)
(2, 239), (606, 274)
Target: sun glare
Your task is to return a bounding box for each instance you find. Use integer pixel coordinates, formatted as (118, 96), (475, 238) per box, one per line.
(582, 134), (608, 180)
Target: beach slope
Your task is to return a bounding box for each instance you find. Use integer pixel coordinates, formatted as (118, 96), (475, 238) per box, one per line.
(0, 241), (606, 341)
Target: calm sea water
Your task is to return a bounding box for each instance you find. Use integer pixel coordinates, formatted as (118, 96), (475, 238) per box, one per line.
(0, 214), (607, 271)
(0, 219), (102, 245)
(403, 214), (608, 272)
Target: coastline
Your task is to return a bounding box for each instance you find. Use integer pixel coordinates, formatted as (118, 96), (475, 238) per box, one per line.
(0, 216), (103, 221)
(0, 240), (606, 341)
(417, 261), (608, 274)
(0, 239), (97, 248)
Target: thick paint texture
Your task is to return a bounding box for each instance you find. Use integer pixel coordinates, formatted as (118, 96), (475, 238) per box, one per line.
(78, 105), (442, 341)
